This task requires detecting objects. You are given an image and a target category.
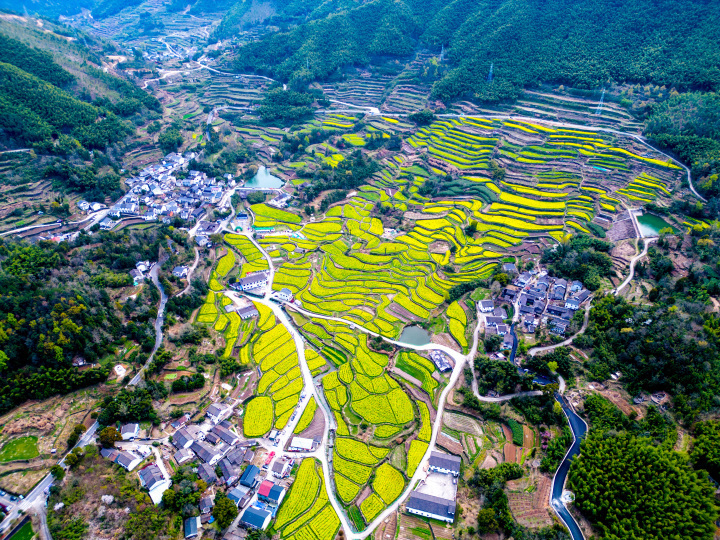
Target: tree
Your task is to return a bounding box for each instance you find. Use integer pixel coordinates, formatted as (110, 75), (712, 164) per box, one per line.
(213, 492), (238, 529)
(569, 433), (717, 539)
(158, 129), (183, 154)
(494, 272), (509, 286)
(64, 448), (84, 469)
(476, 508), (498, 534)
(408, 110), (436, 125)
(99, 426), (123, 448)
(483, 335), (502, 353)
(67, 424), (87, 448)
(690, 420), (720, 479)
(50, 465), (65, 481)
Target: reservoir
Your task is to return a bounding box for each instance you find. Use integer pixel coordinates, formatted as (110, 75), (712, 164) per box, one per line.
(244, 165), (284, 189)
(398, 326), (432, 346)
(636, 213), (675, 237)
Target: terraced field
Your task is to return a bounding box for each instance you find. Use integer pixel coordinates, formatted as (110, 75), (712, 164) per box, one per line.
(253, 115), (682, 349)
(275, 458), (340, 540)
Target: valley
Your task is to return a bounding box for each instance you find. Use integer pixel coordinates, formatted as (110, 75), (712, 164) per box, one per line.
(0, 2), (719, 540)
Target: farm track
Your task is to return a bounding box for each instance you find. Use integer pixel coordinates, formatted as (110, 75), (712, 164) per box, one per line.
(228, 221), (488, 539)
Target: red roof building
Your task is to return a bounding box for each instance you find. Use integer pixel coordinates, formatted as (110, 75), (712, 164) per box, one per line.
(258, 480), (274, 498)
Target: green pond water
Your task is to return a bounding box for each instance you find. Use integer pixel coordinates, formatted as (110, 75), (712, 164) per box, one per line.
(245, 165), (284, 189)
(398, 326), (432, 346)
(637, 213), (675, 237)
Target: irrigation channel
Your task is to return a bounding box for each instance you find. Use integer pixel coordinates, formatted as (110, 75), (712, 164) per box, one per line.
(507, 324), (585, 540)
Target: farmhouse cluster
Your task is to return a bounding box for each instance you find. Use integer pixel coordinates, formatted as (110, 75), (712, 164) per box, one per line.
(486, 264), (591, 338)
(81, 152), (236, 232)
(99, 400), (301, 539)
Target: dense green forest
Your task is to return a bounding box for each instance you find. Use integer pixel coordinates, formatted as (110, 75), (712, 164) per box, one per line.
(644, 92), (720, 202)
(568, 434), (717, 539)
(0, 34), (74, 87)
(541, 235), (613, 291)
(0, 226), (199, 416)
(227, 0), (720, 100)
(576, 294), (720, 420)
(0, 29), (161, 197)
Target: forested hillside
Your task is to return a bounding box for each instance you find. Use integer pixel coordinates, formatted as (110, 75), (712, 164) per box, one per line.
(227, 0), (720, 99)
(0, 18), (161, 198)
(0, 225), (199, 416)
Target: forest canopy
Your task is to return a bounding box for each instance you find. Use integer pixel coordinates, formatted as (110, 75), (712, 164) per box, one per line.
(227, 0), (720, 103)
(568, 433), (717, 540)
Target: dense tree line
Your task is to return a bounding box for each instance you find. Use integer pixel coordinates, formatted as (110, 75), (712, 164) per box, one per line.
(474, 355), (533, 395)
(578, 295), (720, 419)
(0, 34), (74, 87)
(171, 373), (205, 393)
(583, 394), (676, 445)
(523, 347), (573, 379)
(257, 88), (316, 122)
(642, 91), (720, 210)
(568, 433), (717, 539)
(225, 0), (720, 103)
(690, 420), (720, 481)
(295, 150), (379, 202)
(0, 226), (188, 415)
(98, 385), (165, 425)
(230, 0), (419, 88)
(541, 235), (613, 290)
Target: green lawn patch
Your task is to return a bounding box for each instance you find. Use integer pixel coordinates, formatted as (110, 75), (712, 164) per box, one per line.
(0, 436), (39, 462)
(348, 505), (364, 530)
(409, 527), (432, 540)
(9, 522), (35, 540)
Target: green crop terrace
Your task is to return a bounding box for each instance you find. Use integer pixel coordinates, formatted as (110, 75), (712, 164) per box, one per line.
(241, 114), (683, 350)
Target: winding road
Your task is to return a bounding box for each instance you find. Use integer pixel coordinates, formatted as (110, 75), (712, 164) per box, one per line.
(0, 257), (170, 534)
(528, 301), (592, 357)
(229, 215), (597, 538)
(612, 237), (657, 295)
(130, 263), (168, 385)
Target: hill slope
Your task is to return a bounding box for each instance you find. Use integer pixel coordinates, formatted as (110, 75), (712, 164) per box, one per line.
(225, 0), (720, 101)
(0, 16), (161, 205)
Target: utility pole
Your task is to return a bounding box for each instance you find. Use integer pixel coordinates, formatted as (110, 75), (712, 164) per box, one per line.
(594, 88), (606, 116)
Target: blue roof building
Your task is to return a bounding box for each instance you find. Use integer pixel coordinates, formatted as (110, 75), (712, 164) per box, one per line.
(241, 506), (272, 530)
(240, 464), (260, 487)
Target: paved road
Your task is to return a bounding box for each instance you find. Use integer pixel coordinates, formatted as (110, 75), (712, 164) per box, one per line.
(0, 210), (108, 238)
(130, 263), (168, 385)
(177, 248), (200, 297)
(528, 301), (592, 357)
(230, 228), (486, 538)
(0, 254), (169, 533)
(0, 423), (98, 533)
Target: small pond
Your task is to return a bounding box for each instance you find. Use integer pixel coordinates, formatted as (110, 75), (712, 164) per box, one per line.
(636, 213), (675, 238)
(398, 326), (432, 346)
(244, 165), (284, 189)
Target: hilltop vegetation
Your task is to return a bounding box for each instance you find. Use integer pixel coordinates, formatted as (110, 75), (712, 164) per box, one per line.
(0, 225), (197, 416)
(226, 0), (720, 100)
(569, 433), (717, 540)
(0, 20), (161, 199)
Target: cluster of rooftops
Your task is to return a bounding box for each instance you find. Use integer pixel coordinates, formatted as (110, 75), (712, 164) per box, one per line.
(93, 152), (234, 231)
(493, 265), (591, 336)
